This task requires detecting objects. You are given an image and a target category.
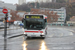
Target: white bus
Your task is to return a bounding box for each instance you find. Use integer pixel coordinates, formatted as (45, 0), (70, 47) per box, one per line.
(22, 14), (47, 39)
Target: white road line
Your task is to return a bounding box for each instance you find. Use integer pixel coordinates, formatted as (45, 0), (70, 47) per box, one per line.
(69, 32), (73, 35)
(60, 33), (63, 36)
(22, 28), (24, 32)
(64, 29), (75, 32)
(46, 43), (73, 45)
(48, 34), (54, 37)
(69, 30), (75, 32)
(52, 47), (74, 49)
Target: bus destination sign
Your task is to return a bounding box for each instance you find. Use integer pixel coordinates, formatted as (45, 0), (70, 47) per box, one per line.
(25, 15), (43, 19)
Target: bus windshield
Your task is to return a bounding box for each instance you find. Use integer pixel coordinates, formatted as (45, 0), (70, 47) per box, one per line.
(24, 19), (45, 30)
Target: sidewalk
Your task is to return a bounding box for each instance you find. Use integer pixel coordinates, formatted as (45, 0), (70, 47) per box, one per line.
(0, 26), (24, 39)
(0, 25), (21, 31)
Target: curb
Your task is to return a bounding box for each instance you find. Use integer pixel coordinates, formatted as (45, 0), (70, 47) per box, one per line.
(8, 34), (23, 39)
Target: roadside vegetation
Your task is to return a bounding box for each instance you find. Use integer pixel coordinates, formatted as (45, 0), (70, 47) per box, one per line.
(17, 0), (75, 21)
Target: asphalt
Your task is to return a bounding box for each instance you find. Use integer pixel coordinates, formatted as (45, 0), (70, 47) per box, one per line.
(0, 25), (75, 50)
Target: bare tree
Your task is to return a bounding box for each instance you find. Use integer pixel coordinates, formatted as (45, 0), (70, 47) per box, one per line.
(31, 8), (59, 23)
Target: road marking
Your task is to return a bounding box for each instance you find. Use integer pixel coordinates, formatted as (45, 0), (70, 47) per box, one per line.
(48, 34), (54, 37)
(22, 28), (24, 32)
(70, 30), (75, 32)
(52, 47), (74, 49)
(69, 32), (73, 35)
(64, 29), (75, 32)
(60, 33), (63, 36)
(46, 42), (74, 45)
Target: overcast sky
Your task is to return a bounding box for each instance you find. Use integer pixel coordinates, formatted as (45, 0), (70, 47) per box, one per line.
(1, 0), (35, 4)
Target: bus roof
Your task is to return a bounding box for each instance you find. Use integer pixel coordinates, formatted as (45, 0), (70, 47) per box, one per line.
(25, 14), (45, 15)
(24, 14), (47, 17)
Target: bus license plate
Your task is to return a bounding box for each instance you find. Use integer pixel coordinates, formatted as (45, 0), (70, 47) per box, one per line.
(31, 35), (36, 37)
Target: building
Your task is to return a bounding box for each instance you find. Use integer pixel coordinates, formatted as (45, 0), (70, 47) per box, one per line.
(36, 0), (56, 3)
(31, 7), (66, 24)
(50, 7), (66, 24)
(18, 0), (26, 5)
(0, 1), (16, 10)
(41, 7), (66, 24)
(69, 0), (75, 3)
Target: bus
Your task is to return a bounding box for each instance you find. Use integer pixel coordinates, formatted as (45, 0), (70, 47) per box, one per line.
(22, 14), (47, 39)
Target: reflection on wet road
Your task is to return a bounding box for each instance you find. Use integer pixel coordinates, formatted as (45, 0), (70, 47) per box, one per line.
(39, 41), (49, 50)
(22, 39), (49, 50)
(22, 41), (27, 50)
(0, 26), (75, 50)
(21, 26), (75, 50)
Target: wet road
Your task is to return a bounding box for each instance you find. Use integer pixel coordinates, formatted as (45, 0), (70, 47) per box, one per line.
(0, 25), (75, 50)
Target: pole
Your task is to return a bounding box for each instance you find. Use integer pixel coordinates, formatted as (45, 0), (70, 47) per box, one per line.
(4, 13), (8, 50)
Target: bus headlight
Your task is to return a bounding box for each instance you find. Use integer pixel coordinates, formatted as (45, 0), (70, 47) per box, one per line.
(42, 33), (44, 35)
(24, 32), (26, 34)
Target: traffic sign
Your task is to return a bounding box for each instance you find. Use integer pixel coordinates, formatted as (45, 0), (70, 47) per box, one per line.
(2, 9), (8, 14)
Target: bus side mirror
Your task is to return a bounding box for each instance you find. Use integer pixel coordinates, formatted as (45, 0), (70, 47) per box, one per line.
(22, 18), (24, 23)
(45, 19), (47, 22)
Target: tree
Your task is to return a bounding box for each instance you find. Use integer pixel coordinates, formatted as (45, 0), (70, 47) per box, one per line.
(17, 3), (30, 12)
(10, 10), (23, 21)
(66, 3), (75, 21)
(56, 0), (66, 3)
(31, 8), (59, 23)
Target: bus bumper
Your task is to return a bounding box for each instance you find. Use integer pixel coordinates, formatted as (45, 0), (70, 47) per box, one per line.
(23, 34), (45, 37)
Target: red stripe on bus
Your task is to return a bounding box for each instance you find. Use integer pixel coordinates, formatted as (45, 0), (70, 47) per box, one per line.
(25, 31), (43, 33)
